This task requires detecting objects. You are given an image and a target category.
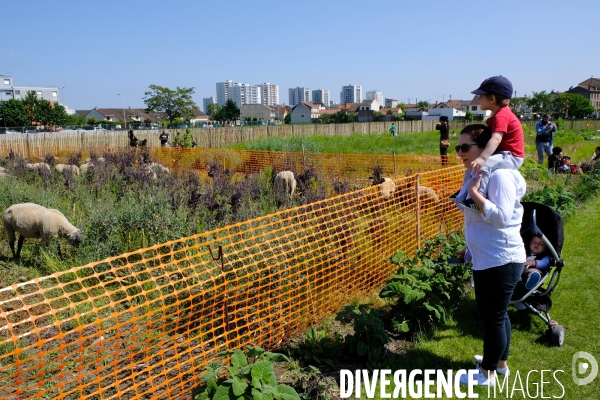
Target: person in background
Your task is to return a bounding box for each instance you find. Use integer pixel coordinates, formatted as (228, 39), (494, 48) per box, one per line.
(535, 114), (557, 164)
(389, 123), (397, 137)
(436, 116), (450, 166)
(547, 147), (563, 172)
(128, 129), (138, 147)
(592, 146), (600, 161)
(159, 130), (169, 147)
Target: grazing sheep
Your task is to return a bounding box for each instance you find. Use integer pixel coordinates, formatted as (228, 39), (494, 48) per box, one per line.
(149, 162), (170, 174)
(55, 164), (80, 176)
(3, 203), (83, 259)
(83, 157), (105, 164)
(25, 163), (51, 171)
(274, 170), (296, 199)
(417, 185), (441, 208)
(378, 177), (396, 198)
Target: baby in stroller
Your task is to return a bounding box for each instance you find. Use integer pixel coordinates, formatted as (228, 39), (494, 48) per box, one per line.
(510, 202), (566, 346)
(513, 235), (551, 310)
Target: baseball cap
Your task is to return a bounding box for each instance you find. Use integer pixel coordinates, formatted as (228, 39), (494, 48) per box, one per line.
(471, 76), (513, 99)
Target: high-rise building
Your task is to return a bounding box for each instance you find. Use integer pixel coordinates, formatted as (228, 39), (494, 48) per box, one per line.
(312, 89), (330, 107)
(203, 97), (217, 113)
(216, 80), (242, 106)
(340, 85), (362, 104)
(366, 90), (383, 106)
(230, 84), (262, 107)
(259, 83), (279, 106)
(288, 87), (311, 106)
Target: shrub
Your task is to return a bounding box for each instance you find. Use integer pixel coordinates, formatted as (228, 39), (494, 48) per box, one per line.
(522, 185), (577, 219)
(294, 327), (343, 366)
(378, 233), (469, 335)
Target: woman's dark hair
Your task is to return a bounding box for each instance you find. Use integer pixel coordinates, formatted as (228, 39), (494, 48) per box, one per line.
(552, 147), (563, 155)
(439, 116), (449, 122)
(460, 124), (492, 148)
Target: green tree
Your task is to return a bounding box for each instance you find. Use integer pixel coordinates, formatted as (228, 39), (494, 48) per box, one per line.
(65, 113), (86, 126)
(35, 100), (68, 128)
(22, 90), (40, 125)
(527, 90), (552, 113)
(0, 99), (29, 127)
(552, 93), (595, 119)
(398, 102), (407, 112)
(206, 103), (220, 117)
(417, 100), (429, 109)
(222, 99), (240, 123)
(284, 113), (291, 124)
(143, 85), (197, 124)
(465, 109), (474, 121)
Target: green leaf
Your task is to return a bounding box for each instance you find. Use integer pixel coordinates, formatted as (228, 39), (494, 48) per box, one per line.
(247, 346), (265, 358)
(232, 376), (248, 396)
(213, 384), (232, 400)
(274, 385), (301, 400)
(231, 349), (248, 369)
(251, 361), (277, 386)
(357, 341), (368, 356)
(252, 388), (273, 400)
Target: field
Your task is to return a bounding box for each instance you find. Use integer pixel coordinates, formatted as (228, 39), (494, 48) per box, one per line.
(1, 126), (600, 399)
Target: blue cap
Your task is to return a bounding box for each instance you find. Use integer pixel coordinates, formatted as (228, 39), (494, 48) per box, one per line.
(471, 76), (513, 99)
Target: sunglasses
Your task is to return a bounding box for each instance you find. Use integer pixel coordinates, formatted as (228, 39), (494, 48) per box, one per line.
(455, 143), (477, 153)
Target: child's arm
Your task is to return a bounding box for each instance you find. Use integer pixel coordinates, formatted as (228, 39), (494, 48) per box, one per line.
(471, 132), (503, 172)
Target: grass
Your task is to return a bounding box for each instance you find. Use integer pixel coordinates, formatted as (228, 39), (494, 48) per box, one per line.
(340, 194), (600, 399)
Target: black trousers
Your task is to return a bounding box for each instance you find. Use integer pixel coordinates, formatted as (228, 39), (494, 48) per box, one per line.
(473, 262), (523, 371)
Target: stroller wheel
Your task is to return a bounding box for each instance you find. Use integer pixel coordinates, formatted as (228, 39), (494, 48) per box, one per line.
(549, 324), (565, 347)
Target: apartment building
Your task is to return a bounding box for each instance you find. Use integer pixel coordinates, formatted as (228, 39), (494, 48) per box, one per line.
(567, 77), (600, 117)
(259, 83), (279, 107)
(216, 80), (243, 106)
(288, 87), (311, 106)
(312, 89), (330, 107)
(366, 90), (383, 106)
(203, 97), (217, 113)
(340, 84), (362, 104)
(1, 75), (61, 104)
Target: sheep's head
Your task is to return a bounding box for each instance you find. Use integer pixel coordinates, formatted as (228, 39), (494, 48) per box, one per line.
(68, 230), (84, 247)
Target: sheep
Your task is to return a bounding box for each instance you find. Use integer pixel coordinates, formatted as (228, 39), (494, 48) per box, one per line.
(274, 170), (296, 199)
(379, 177), (396, 198)
(80, 157), (106, 173)
(149, 162), (170, 174)
(25, 162), (51, 171)
(55, 164), (80, 176)
(3, 203), (83, 259)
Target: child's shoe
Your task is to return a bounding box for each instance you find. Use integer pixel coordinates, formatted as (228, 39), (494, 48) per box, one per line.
(525, 270), (542, 290)
(513, 302), (527, 311)
(458, 198), (480, 212)
(457, 366), (495, 386)
(473, 355), (510, 376)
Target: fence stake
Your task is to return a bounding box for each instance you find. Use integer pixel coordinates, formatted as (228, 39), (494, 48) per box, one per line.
(415, 174), (421, 249)
(208, 244), (230, 350)
(393, 151), (397, 180)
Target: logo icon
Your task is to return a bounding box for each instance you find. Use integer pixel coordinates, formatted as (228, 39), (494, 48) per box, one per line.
(572, 351), (598, 385)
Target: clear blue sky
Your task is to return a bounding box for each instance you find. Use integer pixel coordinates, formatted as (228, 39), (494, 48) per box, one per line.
(2, 0), (598, 110)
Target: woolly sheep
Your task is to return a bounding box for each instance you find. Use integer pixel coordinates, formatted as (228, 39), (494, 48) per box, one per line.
(274, 171), (296, 198)
(55, 164), (80, 176)
(25, 163), (51, 171)
(3, 203), (83, 259)
(149, 162), (170, 174)
(379, 177), (396, 198)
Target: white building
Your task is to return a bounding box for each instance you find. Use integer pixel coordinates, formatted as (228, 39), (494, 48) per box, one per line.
(467, 95), (492, 119)
(230, 85), (262, 107)
(288, 87), (311, 106)
(366, 90), (383, 106)
(312, 89), (330, 107)
(421, 102), (466, 121)
(290, 101), (320, 124)
(340, 84), (362, 104)
(1, 75), (61, 104)
(240, 104), (275, 122)
(203, 97), (217, 113)
(216, 80), (242, 106)
(259, 83), (279, 107)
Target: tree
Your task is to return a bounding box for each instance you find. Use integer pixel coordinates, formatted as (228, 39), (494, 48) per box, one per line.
(284, 113), (291, 124)
(509, 97), (529, 115)
(143, 85), (197, 124)
(65, 113), (86, 126)
(0, 99), (29, 127)
(552, 93), (595, 119)
(222, 99), (240, 123)
(36, 100), (68, 128)
(398, 102), (407, 112)
(527, 91), (552, 113)
(22, 90), (40, 125)
(417, 100), (429, 110)
(206, 103), (221, 117)
(465, 110), (474, 121)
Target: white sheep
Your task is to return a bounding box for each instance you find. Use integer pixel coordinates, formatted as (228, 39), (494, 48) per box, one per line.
(149, 162), (170, 174)
(274, 171), (296, 199)
(55, 164), (80, 176)
(379, 177), (396, 198)
(3, 203), (83, 259)
(25, 163), (51, 171)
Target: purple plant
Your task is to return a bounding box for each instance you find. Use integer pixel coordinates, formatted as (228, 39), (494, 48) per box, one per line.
(68, 152), (82, 167)
(43, 154), (55, 167)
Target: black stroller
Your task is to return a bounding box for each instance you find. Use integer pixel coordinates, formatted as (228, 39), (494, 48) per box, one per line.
(510, 202), (565, 346)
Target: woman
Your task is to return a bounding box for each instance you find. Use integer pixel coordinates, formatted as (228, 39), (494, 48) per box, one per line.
(455, 124), (526, 386)
(128, 129), (138, 147)
(436, 116), (450, 166)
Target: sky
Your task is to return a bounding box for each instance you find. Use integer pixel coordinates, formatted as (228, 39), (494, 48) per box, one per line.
(2, 0), (598, 111)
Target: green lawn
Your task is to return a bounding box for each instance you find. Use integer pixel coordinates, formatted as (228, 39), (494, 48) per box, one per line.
(345, 195), (600, 399)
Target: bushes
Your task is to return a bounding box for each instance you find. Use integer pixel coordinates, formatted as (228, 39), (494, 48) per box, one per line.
(379, 233), (469, 336)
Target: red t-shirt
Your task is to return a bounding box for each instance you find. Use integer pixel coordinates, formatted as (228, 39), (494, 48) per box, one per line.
(486, 105), (525, 158)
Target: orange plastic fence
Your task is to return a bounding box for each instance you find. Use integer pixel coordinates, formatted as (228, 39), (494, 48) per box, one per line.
(0, 164), (464, 399)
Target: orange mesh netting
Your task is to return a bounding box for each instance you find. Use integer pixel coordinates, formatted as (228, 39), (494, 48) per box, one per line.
(0, 160), (464, 399)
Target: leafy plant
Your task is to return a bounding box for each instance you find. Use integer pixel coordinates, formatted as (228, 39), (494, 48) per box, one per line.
(283, 365), (337, 400)
(294, 327), (342, 366)
(194, 346), (299, 400)
(522, 185), (577, 219)
(335, 304), (391, 367)
(378, 233), (469, 335)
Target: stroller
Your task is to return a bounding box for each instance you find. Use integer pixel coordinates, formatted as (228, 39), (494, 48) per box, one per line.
(510, 202), (565, 347)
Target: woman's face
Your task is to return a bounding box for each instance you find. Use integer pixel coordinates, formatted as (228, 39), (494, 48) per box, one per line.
(457, 134), (484, 168)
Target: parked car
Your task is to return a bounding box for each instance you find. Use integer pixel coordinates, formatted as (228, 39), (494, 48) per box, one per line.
(3, 130), (19, 134)
(25, 129), (38, 134)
